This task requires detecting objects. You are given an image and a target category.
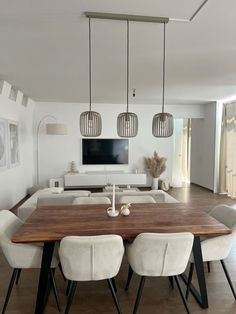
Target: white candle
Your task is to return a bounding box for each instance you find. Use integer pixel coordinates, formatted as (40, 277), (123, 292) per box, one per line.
(112, 184), (115, 213)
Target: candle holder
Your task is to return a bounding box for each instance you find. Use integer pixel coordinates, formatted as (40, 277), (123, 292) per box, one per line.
(107, 207), (119, 217)
(106, 183), (119, 217)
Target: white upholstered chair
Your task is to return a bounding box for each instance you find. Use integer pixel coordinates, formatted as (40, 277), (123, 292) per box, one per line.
(59, 235), (124, 314)
(125, 232), (194, 314)
(0, 210), (60, 313)
(119, 195), (156, 204)
(72, 196), (111, 205)
(186, 204), (236, 300)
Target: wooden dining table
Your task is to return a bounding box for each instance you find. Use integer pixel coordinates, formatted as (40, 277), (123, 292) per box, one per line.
(12, 202), (231, 314)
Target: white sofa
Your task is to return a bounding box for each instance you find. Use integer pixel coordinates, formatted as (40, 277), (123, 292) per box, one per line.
(17, 188), (91, 221)
(17, 188), (178, 221)
(91, 190), (178, 204)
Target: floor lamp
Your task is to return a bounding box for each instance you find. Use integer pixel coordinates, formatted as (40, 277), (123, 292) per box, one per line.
(36, 115), (67, 185)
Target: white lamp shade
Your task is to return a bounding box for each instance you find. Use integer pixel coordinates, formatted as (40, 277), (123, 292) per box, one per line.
(46, 123), (67, 135)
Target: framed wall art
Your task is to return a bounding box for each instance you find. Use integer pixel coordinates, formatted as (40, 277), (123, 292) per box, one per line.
(8, 120), (20, 167)
(0, 118), (8, 171)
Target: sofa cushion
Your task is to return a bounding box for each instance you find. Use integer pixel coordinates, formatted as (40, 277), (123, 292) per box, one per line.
(72, 196), (111, 205)
(119, 195), (156, 204)
(63, 190), (91, 197)
(37, 195), (75, 207)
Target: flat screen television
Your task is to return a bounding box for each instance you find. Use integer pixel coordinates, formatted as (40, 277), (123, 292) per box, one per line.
(82, 139), (129, 165)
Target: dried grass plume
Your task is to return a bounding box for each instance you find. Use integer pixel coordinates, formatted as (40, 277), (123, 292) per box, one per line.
(144, 151), (167, 178)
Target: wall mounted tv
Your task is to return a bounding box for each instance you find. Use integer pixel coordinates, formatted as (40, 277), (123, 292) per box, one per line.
(82, 139), (129, 165)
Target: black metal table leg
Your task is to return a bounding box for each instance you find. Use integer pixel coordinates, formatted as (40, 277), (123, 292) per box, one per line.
(35, 242), (55, 314)
(181, 236), (208, 309)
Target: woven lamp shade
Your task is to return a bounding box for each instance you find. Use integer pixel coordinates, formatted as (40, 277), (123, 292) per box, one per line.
(117, 112), (138, 137)
(152, 112), (173, 137)
(80, 111), (102, 137)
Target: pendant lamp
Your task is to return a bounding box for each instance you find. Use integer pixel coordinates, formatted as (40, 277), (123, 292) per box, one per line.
(80, 17), (102, 137)
(152, 23), (173, 137)
(117, 20), (138, 137)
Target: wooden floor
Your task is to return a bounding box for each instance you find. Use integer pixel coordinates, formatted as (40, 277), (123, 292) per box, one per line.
(1, 184), (236, 314)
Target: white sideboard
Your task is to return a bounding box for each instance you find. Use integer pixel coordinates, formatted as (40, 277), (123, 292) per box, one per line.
(64, 173), (147, 187)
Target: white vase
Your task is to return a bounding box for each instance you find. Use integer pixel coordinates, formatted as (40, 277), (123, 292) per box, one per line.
(152, 177), (159, 190)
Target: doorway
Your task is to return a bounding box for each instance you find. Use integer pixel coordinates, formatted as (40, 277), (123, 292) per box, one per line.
(172, 119), (191, 187)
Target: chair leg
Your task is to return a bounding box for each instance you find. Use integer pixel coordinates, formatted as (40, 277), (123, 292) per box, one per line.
(107, 278), (122, 314)
(2, 268), (19, 314)
(65, 281), (77, 314)
(168, 276), (174, 288)
(58, 263), (66, 281)
(49, 269), (61, 312)
(15, 269), (22, 285)
(220, 260), (236, 299)
(185, 263), (194, 299)
(125, 265), (134, 291)
(174, 276), (190, 314)
(111, 277), (117, 293)
(66, 280), (72, 296)
(207, 261), (211, 273)
(133, 276), (146, 314)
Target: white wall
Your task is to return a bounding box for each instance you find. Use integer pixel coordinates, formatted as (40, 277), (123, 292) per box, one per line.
(214, 101), (223, 193)
(0, 81), (35, 209)
(190, 102), (216, 190)
(35, 102), (205, 186)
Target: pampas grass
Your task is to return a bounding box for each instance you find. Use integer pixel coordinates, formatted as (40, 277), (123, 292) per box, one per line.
(144, 151), (167, 178)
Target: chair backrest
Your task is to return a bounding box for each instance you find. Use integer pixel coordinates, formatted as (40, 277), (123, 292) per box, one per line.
(126, 232), (193, 277)
(210, 205), (236, 233)
(0, 211), (23, 267)
(72, 197), (111, 205)
(59, 235), (124, 281)
(0, 210), (58, 269)
(199, 204), (236, 261)
(68, 190), (91, 197)
(0, 210), (22, 242)
(37, 194), (75, 207)
(119, 195), (156, 204)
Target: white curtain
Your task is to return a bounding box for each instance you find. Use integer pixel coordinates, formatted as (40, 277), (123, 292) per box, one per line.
(219, 101), (236, 198)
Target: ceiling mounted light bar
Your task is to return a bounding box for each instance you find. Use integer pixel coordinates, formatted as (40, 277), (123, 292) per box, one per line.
(85, 0), (209, 24)
(169, 18), (189, 23)
(85, 12), (169, 24)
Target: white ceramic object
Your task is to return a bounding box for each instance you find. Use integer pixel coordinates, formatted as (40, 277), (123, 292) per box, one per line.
(120, 203), (131, 216)
(152, 177), (159, 190)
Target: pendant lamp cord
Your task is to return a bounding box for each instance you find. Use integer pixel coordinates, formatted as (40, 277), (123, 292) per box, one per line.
(89, 17), (92, 112)
(126, 19), (129, 113)
(162, 23), (166, 113)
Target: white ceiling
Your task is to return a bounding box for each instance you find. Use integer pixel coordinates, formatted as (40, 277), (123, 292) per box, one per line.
(0, 0), (236, 105)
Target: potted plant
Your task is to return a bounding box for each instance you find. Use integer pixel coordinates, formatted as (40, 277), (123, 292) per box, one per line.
(144, 151), (167, 190)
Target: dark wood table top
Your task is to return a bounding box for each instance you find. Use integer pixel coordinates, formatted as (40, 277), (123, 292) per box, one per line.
(12, 203), (231, 243)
